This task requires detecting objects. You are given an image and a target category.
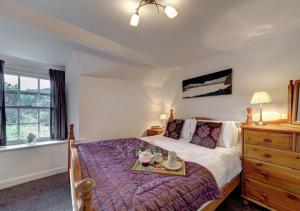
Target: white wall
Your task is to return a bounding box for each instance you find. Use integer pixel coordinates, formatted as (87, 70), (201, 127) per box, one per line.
(79, 76), (162, 140)
(161, 28), (300, 122)
(0, 57), (68, 190)
(0, 142), (67, 189)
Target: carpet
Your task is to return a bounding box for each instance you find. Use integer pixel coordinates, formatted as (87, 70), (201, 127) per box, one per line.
(0, 173), (266, 211)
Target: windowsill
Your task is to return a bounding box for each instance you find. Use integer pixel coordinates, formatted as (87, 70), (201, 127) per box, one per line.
(0, 140), (68, 152)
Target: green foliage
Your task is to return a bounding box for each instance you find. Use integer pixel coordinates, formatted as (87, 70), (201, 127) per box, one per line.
(4, 75), (51, 141)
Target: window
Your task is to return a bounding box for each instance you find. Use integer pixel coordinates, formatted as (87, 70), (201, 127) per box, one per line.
(4, 72), (51, 145)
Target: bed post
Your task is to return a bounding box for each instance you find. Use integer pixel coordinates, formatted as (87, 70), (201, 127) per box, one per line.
(169, 109), (174, 120)
(69, 124), (96, 211)
(68, 124), (75, 171)
(76, 178), (96, 211)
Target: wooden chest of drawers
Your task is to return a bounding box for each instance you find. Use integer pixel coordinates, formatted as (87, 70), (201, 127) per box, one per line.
(241, 124), (300, 210)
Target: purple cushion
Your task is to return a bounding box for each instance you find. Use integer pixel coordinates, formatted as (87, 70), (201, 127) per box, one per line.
(190, 121), (222, 149)
(164, 119), (184, 140)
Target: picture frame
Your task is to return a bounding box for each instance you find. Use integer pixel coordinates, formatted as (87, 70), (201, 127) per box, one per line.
(292, 80), (300, 125)
(182, 69), (232, 99)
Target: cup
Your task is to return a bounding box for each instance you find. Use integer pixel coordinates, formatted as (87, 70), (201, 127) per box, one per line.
(167, 151), (177, 167)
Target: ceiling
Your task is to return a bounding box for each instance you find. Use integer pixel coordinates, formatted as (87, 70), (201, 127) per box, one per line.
(1, 0), (300, 69)
(0, 18), (72, 67)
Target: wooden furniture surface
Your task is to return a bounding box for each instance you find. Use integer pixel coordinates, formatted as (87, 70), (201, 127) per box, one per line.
(288, 80), (294, 124)
(292, 80), (300, 125)
(241, 124), (300, 210)
(147, 128), (164, 136)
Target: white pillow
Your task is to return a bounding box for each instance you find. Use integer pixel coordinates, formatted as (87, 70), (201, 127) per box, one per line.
(180, 119), (197, 141)
(219, 121), (239, 148)
(196, 120), (239, 148)
(189, 119), (197, 140)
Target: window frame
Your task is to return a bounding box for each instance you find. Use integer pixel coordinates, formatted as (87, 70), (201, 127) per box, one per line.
(4, 70), (51, 145)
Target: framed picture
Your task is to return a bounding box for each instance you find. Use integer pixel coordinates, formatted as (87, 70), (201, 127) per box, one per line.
(182, 69), (232, 99)
(292, 80), (300, 125)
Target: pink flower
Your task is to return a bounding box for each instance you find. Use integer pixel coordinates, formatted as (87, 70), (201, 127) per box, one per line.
(170, 132), (178, 139)
(197, 125), (210, 138)
(211, 127), (221, 141)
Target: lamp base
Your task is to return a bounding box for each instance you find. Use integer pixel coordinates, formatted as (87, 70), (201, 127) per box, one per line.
(256, 104), (266, 125)
(256, 120), (266, 125)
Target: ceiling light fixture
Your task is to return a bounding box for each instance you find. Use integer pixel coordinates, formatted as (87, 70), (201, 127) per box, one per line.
(130, 0), (178, 27)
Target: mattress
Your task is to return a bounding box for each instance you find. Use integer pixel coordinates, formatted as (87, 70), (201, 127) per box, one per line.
(140, 135), (242, 190)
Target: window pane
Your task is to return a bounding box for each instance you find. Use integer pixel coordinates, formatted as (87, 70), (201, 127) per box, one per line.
(4, 74), (18, 91)
(38, 95), (50, 107)
(20, 108), (38, 123)
(20, 94), (37, 106)
(20, 124), (38, 139)
(40, 79), (50, 93)
(5, 93), (18, 106)
(6, 108), (18, 124)
(40, 109), (50, 123)
(6, 125), (18, 140)
(20, 76), (38, 92)
(40, 124), (50, 137)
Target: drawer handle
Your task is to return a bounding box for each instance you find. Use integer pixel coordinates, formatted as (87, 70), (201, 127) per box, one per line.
(256, 163), (262, 166)
(263, 153), (272, 158)
(263, 138), (272, 143)
(261, 192), (268, 199)
(261, 171), (268, 177)
(287, 193), (298, 201)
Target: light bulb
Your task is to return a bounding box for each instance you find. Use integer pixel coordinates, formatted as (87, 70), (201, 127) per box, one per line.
(165, 5), (178, 19)
(130, 13), (139, 26)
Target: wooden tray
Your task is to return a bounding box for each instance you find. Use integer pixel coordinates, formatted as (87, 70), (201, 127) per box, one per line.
(132, 159), (186, 176)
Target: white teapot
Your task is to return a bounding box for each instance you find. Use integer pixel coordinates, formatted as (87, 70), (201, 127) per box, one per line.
(138, 150), (154, 164)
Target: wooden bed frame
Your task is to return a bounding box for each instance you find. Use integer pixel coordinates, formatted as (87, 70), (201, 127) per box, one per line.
(68, 114), (241, 211)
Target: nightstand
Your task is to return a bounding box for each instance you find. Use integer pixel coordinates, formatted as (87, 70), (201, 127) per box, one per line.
(147, 128), (164, 136)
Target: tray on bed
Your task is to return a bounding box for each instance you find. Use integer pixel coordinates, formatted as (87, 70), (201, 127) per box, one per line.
(132, 159), (186, 176)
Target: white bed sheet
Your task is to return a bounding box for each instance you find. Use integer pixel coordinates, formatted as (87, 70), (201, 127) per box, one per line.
(140, 135), (242, 190)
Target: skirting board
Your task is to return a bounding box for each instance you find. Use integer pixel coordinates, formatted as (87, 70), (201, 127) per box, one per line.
(0, 166), (67, 190)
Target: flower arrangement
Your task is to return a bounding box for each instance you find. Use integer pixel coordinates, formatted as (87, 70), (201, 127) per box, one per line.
(133, 141), (161, 155)
(149, 141), (161, 154)
(132, 141), (163, 166)
(26, 132), (37, 144)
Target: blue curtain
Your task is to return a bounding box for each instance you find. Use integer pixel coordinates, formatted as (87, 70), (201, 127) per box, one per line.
(49, 69), (67, 140)
(0, 60), (6, 146)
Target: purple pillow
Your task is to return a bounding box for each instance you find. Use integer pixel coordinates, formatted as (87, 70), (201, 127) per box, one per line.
(164, 119), (185, 140)
(190, 121), (222, 149)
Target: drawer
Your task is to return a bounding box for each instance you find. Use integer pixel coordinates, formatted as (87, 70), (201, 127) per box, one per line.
(244, 144), (300, 170)
(147, 131), (157, 136)
(147, 130), (163, 136)
(244, 158), (300, 195)
(244, 130), (293, 151)
(244, 178), (300, 211)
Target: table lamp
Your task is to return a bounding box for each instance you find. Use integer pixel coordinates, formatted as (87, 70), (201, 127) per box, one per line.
(160, 114), (168, 128)
(250, 91), (272, 125)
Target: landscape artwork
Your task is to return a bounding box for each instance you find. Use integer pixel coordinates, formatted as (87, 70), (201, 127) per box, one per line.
(182, 69), (232, 99)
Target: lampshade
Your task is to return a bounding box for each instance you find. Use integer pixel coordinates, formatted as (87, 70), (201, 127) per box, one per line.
(130, 13), (139, 26)
(164, 6), (178, 19)
(250, 91), (272, 105)
(160, 114), (168, 120)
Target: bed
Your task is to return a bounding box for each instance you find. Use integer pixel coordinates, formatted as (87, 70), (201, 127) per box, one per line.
(69, 117), (242, 211)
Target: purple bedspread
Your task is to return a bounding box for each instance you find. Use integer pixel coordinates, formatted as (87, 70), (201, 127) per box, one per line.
(77, 138), (221, 211)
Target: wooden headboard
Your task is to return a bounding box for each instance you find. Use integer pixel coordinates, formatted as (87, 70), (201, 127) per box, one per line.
(193, 116), (214, 121)
(168, 109), (214, 121)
